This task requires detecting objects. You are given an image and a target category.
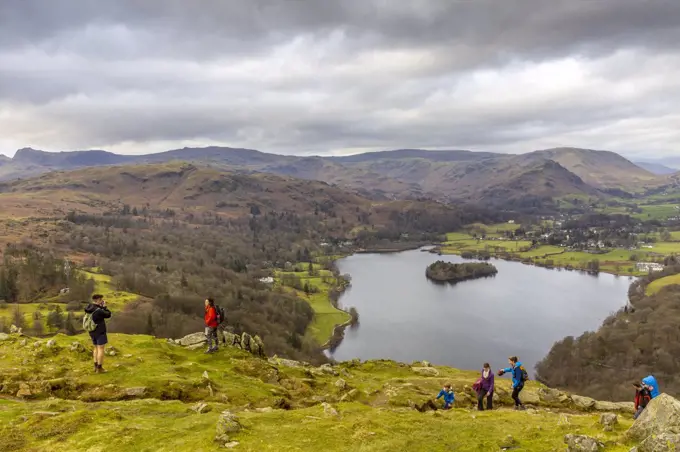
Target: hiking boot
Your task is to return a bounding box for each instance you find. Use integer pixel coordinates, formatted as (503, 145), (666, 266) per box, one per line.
(96, 364), (107, 373)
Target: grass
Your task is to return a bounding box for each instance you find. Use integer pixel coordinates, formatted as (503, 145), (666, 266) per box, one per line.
(646, 274), (680, 295)
(632, 203), (680, 221)
(274, 265), (351, 344)
(0, 333), (639, 452)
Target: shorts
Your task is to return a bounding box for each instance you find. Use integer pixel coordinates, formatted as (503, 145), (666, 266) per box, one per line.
(90, 332), (108, 346)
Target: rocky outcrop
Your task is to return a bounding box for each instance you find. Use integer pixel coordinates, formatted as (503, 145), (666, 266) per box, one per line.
(177, 332), (207, 347)
(10, 324), (23, 335)
(635, 432), (680, 452)
(564, 434), (604, 451)
(0, 333), (9, 342)
(628, 394), (680, 441)
(600, 413), (618, 432)
(176, 330), (265, 359)
(411, 367), (439, 377)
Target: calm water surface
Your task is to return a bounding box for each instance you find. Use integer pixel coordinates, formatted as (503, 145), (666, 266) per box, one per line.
(329, 250), (632, 373)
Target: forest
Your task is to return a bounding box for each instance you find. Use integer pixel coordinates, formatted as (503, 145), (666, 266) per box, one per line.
(536, 265), (680, 401)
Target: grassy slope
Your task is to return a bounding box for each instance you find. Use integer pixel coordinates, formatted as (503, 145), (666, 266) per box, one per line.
(646, 273), (680, 295)
(275, 266), (351, 343)
(0, 333), (636, 452)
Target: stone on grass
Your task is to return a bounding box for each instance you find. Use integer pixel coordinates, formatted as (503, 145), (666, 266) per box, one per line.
(538, 387), (570, 405)
(322, 402), (339, 418)
(241, 333), (252, 352)
(595, 400), (634, 413)
(627, 394), (680, 441)
(45, 339), (57, 348)
(10, 324), (22, 334)
(636, 432), (680, 452)
(69, 342), (85, 353)
(202, 371), (210, 380)
(0, 333), (10, 342)
(19, 339), (27, 346)
(600, 413), (618, 432)
(33, 341), (42, 349)
(178, 332), (207, 347)
(224, 441), (240, 449)
(340, 389), (360, 403)
(191, 402), (211, 414)
(319, 364), (338, 376)
(499, 435), (517, 449)
(216, 410), (242, 439)
(335, 379), (347, 390)
(411, 367), (439, 377)
(16, 383), (32, 398)
(564, 434), (604, 452)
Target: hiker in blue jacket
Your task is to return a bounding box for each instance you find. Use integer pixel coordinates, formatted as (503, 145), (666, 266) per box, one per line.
(498, 356), (526, 410)
(642, 375), (660, 399)
(435, 383), (455, 409)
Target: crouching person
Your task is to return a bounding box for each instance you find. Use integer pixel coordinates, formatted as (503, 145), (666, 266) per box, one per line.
(435, 383), (455, 410)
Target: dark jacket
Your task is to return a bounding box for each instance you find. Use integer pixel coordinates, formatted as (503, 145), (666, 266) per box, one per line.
(84, 304), (111, 336)
(479, 369), (495, 394)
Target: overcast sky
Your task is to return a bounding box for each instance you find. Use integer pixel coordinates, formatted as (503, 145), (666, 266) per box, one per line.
(1, 0), (680, 160)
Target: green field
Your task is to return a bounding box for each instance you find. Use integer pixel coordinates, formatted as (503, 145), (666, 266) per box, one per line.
(632, 203), (680, 221)
(646, 274), (680, 295)
(275, 266), (351, 344)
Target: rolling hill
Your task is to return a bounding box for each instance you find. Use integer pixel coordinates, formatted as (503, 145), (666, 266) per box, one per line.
(635, 161), (678, 175)
(0, 146), (665, 205)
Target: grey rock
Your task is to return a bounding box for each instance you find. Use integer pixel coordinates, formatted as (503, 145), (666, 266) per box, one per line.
(636, 432), (680, 452)
(224, 441), (240, 449)
(191, 402), (211, 414)
(241, 333), (252, 352)
(340, 389), (360, 403)
(628, 394), (680, 441)
(421, 361), (431, 368)
(0, 333), (10, 341)
(123, 354), (133, 358)
(564, 434), (604, 451)
(255, 407), (273, 413)
(572, 394), (597, 410)
(268, 357), (303, 368)
(335, 379), (347, 390)
(32, 411), (60, 417)
(45, 339), (57, 348)
(178, 332), (208, 347)
(16, 383), (32, 398)
(499, 435), (517, 449)
(33, 341), (42, 349)
(411, 367), (439, 377)
(538, 387), (570, 405)
(318, 364), (338, 376)
(322, 402), (339, 418)
(10, 324), (22, 334)
(600, 413), (618, 431)
(216, 411), (242, 440)
(595, 400), (634, 413)
(19, 339), (27, 346)
(203, 371), (210, 380)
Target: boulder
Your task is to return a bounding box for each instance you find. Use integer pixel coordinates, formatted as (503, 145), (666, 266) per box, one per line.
(421, 361), (431, 368)
(19, 339), (27, 346)
(411, 367), (439, 377)
(627, 394), (680, 441)
(45, 339), (57, 348)
(10, 324), (22, 335)
(335, 379), (347, 390)
(215, 410), (242, 442)
(318, 364), (338, 376)
(600, 413), (618, 432)
(564, 434), (604, 452)
(105, 345), (118, 356)
(252, 335), (265, 357)
(636, 432), (680, 452)
(125, 387), (148, 398)
(538, 387), (570, 405)
(33, 341), (42, 349)
(572, 394), (597, 411)
(178, 332), (207, 347)
(268, 357), (304, 368)
(595, 400), (634, 413)
(224, 442), (240, 449)
(0, 333), (10, 342)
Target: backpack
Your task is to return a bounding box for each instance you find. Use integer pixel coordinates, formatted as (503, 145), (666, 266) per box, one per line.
(215, 305), (226, 325)
(82, 310), (98, 332)
(520, 366), (529, 383)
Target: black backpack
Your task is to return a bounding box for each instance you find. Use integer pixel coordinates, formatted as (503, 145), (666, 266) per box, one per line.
(215, 305), (226, 325)
(519, 366), (529, 383)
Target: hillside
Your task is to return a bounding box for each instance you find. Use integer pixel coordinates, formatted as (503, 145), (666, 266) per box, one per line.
(532, 148), (659, 191)
(635, 161), (678, 175)
(0, 331), (649, 451)
(0, 146), (663, 206)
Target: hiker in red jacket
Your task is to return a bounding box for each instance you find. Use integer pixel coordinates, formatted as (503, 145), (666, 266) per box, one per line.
(633, 382), (652, 420)
(204, 298), (219, 354)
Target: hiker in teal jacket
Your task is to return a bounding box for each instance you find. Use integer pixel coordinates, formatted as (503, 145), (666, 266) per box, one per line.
(498, 356), (526, 410)
(435, 383), (455, 409)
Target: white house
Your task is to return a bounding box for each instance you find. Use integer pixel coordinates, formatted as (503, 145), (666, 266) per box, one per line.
(635, 262), (664, 273)
(259, 277), (274, 284)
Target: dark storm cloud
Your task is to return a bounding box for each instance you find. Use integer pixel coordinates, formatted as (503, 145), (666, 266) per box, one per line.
(0, 0), (679, 157)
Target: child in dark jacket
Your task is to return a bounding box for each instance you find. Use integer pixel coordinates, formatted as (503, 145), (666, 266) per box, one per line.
(435, 383), (455, 409)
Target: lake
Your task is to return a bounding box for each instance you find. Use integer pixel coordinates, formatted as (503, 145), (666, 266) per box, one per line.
(329, 250), (632, 373)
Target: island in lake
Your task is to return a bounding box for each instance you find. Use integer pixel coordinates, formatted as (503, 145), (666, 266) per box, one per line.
(425, 260), (498, 283)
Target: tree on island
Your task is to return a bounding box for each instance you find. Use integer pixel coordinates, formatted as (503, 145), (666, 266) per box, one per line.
(425, 260), (498, 283)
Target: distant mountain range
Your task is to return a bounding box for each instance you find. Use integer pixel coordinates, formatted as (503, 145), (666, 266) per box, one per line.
(0, 146), (671, 205)
(634, 161), (679, 175)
